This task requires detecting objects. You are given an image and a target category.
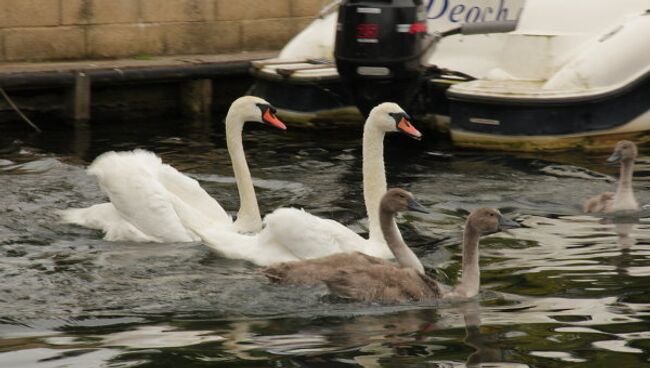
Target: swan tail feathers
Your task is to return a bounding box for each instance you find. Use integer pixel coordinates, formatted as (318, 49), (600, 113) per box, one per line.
(58, 203), (117, 229)
(58, 207), (94, 227)
(58, 202), (160, 242)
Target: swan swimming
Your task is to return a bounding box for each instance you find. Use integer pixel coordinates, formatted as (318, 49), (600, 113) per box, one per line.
(264, 189), (520, 302)
(192, 102), (423, 265)
(59, 96), (286, 242)
(61, 100), (421, 265)
(583, 140), (639, 214)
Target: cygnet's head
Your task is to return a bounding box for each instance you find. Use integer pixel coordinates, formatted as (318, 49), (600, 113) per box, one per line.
(608, 140), (638, 164)
(467, 208), (520, 235)
(366, 102), (421, 140)
(228, 96), (287, 130)
(380, 188), (429, 215)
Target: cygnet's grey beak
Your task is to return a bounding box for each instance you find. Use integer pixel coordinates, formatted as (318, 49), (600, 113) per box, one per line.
(498, 216), (520, 230)
(607, 150), (621, 163)
(407, 198), (429, 214)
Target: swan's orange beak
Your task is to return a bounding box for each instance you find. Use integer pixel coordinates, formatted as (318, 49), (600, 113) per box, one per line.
(397, 117), (422, 140)
(262, 108), (287, 130)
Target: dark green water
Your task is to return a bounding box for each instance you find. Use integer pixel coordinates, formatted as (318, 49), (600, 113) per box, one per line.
(1, 116), (649, 367)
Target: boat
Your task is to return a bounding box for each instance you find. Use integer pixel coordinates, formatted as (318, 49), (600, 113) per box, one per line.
(250, 0), (650, 151)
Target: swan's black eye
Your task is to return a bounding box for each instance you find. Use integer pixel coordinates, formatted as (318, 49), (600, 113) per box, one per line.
(489, 213), (495, 217)
(256, 103), (271, 113)
(389, 112), (410, 124)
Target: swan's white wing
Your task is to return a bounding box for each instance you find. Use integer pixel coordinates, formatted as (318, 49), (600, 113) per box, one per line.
(88, 151), (198, 242)
(260, 207), (375, 260)
(62, 149), (233, 243)
(155, 158), (232, 225)
(58, 202), (156, 242)
(122, 149), (232, 225)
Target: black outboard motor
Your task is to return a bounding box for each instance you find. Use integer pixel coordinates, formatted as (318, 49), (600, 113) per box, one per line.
(335, 0), (429, 116)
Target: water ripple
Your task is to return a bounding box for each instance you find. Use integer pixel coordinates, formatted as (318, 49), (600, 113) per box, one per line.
(2, 121), (650, 367)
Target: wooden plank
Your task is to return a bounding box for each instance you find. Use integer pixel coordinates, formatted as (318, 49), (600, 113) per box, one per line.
(65, 72), (91, 124)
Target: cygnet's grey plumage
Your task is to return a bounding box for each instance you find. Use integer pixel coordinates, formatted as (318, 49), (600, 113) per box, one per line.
(324, 262), (442, 302)
(584, 140), (639, 214)
(263, 252), (392, 284)
(263, 189), (519, 302)
(262, 189), (422, 286)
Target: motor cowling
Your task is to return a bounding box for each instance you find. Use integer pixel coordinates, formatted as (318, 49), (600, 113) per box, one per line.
(334, 0), (428, 116)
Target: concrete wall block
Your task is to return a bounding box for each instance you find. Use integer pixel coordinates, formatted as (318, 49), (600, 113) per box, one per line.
(0, 31), (4, 62)
(0, 0), (60, 28)
(242, 19), (296, 50)
(0, 0), (312, 61)
(161, 22), (240, 55)
(141, 0), (214, 22)
(291, 0), (328, 17)
(5, 27), (85, 61)
(215, 0), (291, 21)
(62, 0), (140, 25)
(88, 24), (165, 58)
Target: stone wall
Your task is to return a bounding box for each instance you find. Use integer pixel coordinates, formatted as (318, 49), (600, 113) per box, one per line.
(0, 0), (330, 62)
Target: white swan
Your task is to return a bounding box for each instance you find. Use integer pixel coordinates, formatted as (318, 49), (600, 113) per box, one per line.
(59, 96), (286, 242)
(192, 102), (423, 265)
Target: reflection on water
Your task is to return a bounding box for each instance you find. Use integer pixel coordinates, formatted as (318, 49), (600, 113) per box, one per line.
(1, 117), (650, 367)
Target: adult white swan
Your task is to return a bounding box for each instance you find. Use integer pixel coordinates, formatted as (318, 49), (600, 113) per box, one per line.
(192, 102), (423, 265)
(59, 96), (286, 242)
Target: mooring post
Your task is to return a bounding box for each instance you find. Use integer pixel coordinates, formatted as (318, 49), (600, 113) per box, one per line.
(180, 79), (213, 120)
(65, 71), (91, 125)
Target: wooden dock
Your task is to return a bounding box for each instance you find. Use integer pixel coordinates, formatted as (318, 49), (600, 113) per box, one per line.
(0, 51), (277, 126)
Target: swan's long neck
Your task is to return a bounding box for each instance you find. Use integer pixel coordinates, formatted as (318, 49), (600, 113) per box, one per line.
(363, 123), (387, 243)
(614, 159), (637, 207)
(379, 208), (424, 274)
(454, 225), (481, 298)
(225, 111), (262, 233)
